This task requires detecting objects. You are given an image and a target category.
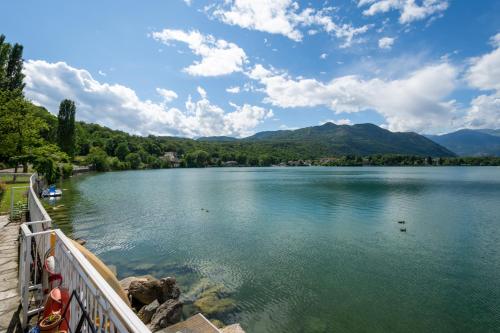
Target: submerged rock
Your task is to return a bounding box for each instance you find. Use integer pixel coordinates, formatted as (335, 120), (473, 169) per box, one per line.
(193, 285), (236, 316)
(148, 299), (183, 331)
(221, 324), (246, 333)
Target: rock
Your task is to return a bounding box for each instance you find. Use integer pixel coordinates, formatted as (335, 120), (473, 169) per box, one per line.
(123, 275), (181, 306)
(129, 278), (162, 305)
(119, 275), (155, 294)
(221, 324), (246, 333)
(138, 299), (160, 324)
(159, 277), (180, 303)
(148, 299), (183, 332)
(210, 319), (224, 328)
(191, 284), (236, 316)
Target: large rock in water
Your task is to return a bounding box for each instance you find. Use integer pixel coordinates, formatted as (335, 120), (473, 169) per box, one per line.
(148, 299), (183, 331)
(128, 276), (181, 305)
(159, 277), (180, 303)
(119, 275), (155, 295)
(138, 300), (160, 324)
(129, 278), (162, 305)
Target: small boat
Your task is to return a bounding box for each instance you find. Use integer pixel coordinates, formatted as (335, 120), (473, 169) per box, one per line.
(42, 185), (63, 197)
(400, 228), (407, 232)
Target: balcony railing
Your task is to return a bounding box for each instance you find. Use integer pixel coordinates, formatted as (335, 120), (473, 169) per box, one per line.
(18, 174), (150, 332)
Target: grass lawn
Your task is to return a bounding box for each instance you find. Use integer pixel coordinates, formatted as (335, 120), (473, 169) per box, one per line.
(0, 174), (30, 215)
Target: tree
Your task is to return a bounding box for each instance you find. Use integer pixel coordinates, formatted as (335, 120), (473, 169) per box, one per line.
(236, 153), (248, 165)
(114, 142), (130, 161)
(0, 91), (48, 172)
(0, 35), (24, 93)
(57, 99), (76, 157)
(85, 147), (109, 171)
(125, 153), (141, 169)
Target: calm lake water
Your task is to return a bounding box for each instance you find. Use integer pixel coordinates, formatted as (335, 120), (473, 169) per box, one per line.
(45, 167), (500, 332)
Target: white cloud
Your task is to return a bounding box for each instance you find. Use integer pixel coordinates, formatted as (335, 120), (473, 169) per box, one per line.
(151, 29), (247, 77)
(466, 45), (500, 91)
(226, 86), (241, 93)
(156, 88), (178, 103)
(183, 0), (192, 6)
(196, 86), (207, 98)
(464, 34), (500, 129)
(23, 60), (272, 137)
(358, 0), (449, 24)
(465, 93), (500, 129)
(320, 118), (353, 125)
(378, 37), (395, 49)
(320, 53), (328, 59)
(247, 62), (460, 133)
(98, 70), (107, 77)
(207, 0), (370, 46)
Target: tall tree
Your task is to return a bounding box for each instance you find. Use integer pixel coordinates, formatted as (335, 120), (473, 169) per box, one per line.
(5, 43), (24, 91)
(0, 35), (24, 93)
(57, 99), (77, 157)
(0, 35), (12, 90)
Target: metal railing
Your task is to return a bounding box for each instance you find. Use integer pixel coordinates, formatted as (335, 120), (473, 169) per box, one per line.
(18, 174), (150, 332)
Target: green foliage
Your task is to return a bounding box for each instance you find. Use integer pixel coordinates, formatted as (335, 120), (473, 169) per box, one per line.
(185, 150), (209, 167)
(57, 99), (76, 157)
(0, 35), (24, 92)
(85, 147), (109, 171)
(31, 144), (69, 183)
(0, 90), (49, 168)
(61, 163), (73, 178)
(125, 152), (141, 169)
(114, 142), (130, 161)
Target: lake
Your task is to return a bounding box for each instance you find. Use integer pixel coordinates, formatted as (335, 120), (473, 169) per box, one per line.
(45, 167), (500, 333)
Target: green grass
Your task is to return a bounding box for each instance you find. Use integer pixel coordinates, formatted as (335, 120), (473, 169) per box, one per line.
(0, 175), (30, 214)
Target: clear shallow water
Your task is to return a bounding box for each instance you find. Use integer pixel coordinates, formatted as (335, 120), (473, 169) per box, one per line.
(45, 167), (500, 332)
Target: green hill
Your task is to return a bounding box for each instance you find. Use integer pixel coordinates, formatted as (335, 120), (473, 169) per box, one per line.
(427, 129), (500, 156)
(204, 122), (454, 157)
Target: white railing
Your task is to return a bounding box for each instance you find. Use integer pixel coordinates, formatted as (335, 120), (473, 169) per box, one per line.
(18, 174), (150, 333)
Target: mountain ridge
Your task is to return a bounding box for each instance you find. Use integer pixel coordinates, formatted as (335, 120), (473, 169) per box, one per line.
(426, 129), (500, 157)
(197, 122), (455, 157)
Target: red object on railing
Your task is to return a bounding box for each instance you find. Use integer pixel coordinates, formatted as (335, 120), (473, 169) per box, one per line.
(42, 288), (70, 331)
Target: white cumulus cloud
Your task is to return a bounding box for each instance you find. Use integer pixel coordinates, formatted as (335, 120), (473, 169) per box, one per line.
(378, 37), (395, 49)
(358, 0), (449, 24)
(207, 0), (370, 47)
(156, 88), (178, 103)
(464, 34), (500, 129)
(151, 29), (247, 77)
(226, 86), (241, 93)
(247, 62), (460, 133)
(23, 60), (272, 137)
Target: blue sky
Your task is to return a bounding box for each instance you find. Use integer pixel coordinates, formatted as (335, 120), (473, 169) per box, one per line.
(1, 0), (499, 137)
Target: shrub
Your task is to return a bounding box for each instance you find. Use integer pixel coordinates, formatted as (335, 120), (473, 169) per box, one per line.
(108, 156), (129, 170)
(125, 153), (141, 169)
(85, 147), (109, 171)
(61, 163), (73, 178)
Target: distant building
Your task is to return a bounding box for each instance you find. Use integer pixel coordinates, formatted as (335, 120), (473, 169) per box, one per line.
(161, 151), (181, 167)
(222, 160), (238, 167)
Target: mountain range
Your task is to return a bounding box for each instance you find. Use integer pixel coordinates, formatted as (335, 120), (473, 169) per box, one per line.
(199, 122), (455, 157)
(426, 129), (500, 157)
